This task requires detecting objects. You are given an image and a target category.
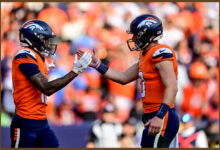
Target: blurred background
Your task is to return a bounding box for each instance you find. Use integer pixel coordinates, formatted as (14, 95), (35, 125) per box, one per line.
(1, 2), (219, 148)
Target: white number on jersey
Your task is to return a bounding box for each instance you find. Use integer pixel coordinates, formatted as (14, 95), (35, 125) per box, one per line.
(139, 71), (146, 98)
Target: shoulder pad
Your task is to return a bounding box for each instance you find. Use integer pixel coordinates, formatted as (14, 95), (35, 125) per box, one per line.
(153, 48), (173, 59)
(15, 49), (37, 61)
(15, 49), (36, 59)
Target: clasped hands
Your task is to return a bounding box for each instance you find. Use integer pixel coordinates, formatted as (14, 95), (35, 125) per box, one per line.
(72, 49), (99, 74)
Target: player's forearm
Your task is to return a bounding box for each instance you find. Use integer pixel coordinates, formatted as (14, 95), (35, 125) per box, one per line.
(104, 68), (129, 85)
(30, 71), (78, 96)
(162, 84), (178, 106)
(45, 71), (78, 96)
(97, 61), (139, 85)
(155, 83), (177, 119)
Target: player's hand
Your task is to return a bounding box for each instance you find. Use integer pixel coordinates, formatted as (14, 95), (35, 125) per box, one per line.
(73, 52), (92, 74)
(77, 49), (99, 68)
(145, 116), (163, 135)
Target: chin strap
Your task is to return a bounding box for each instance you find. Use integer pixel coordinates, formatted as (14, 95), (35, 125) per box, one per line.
(48, 54), (56, 70)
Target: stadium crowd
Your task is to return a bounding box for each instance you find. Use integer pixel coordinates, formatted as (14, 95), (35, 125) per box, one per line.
(1, 2), (219, 148)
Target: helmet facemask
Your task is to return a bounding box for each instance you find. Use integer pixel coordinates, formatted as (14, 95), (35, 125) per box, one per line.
(37, 34), (57, 56)
(127, 29), (152, 51)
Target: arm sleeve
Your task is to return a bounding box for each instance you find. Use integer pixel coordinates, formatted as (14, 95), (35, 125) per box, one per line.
(152, 48), (174, 63)
(18, 63), (40, 78)
(14, 50), (40, 78)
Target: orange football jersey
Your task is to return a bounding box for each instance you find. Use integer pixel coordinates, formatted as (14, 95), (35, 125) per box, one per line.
(139, 44), (178, 113)
(12, 48), (48, 120)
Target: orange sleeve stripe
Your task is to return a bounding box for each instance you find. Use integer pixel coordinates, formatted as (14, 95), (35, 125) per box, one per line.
(151, 46), (175, 63)
(152, 57), (174, 63)
(161, 111), (169, 137)
(14, 128), (17, 141)
(15, 57), (38, 66)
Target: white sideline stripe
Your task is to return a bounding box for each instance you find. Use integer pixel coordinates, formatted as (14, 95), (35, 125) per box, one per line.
(15, 128), (20, 148)
(153, 117), (165, 148)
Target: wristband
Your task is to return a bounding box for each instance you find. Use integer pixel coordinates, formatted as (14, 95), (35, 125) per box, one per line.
(155, 103), (170, 119)
(94, 60), (100, 68)
(97, 62), (109, 75)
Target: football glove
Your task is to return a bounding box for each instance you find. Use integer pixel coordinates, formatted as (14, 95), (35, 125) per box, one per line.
(73, 52), (92, 74)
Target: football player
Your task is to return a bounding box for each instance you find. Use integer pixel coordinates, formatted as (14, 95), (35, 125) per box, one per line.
(78, 14), (179, 147)
(10, 20), (92, 148)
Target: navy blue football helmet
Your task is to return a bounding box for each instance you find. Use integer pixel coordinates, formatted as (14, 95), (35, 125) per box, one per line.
(127, 14), (163, 51)
(19, 20), (57, 55)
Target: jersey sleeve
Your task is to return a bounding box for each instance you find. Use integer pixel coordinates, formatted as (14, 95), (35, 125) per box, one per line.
(151, 47), (175, 63)
(14, 49), (40, 78)
(18, 63), (40, 78)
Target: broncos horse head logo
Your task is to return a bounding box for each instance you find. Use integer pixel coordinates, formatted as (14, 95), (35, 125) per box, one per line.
(23, 22), (44, 31)
(137, 19), (158, 29)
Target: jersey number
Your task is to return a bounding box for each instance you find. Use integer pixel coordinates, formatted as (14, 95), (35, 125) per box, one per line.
(139, 72), (145, 98)
(41, 93), (47, 104)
